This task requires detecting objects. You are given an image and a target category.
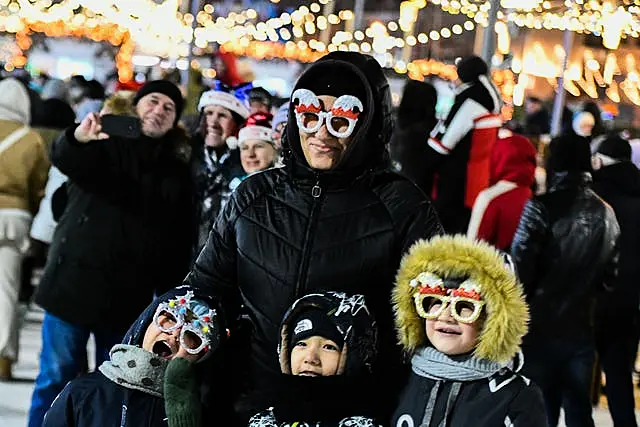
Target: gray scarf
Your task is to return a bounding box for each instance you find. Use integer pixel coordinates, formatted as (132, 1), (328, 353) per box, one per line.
(411, 347), (511, 427)
(99, 344), (169, 398)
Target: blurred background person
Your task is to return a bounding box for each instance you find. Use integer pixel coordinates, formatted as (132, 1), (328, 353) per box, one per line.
(592, 135), (640, 427)
(237, 112), (278, 176)
(72, 79), (105, 122)
(468, 130), (536, 251)
(389, 79), (438, 195)
(571, 110), (596, 141)
(424, 55), (502, 233)
(0, 78), (49, 381)
(271, 101), (288, 152)
(192, 85), (248, 256)
(247, 86), (273, 115)
(524, 96), (551, 137)
(213, 51), (245, 87)
(40, 79), (69, 104)
(583, 101), (606, 141)
(511, 134), (619, 427)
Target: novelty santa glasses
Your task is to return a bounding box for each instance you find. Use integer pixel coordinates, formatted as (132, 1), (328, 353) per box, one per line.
(153, 291), (217, 355)
(410, 273), (485, 324)
(291, 88), (364, 139)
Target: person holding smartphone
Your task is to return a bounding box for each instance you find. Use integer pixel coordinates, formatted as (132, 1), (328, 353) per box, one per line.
(28, 80), (197, 427)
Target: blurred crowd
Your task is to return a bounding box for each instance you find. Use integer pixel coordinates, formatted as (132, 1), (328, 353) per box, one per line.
(0, 51), (637, 427)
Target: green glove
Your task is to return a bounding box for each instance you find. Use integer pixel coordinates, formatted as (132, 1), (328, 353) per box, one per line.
(164, 357), (202, 427)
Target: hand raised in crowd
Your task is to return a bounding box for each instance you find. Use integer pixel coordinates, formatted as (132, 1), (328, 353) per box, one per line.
(73, 112), (109, 143)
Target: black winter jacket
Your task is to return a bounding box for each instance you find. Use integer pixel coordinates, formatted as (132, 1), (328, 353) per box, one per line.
(592, 162), (640, 314)
(392, 368), (546, 427)
(43, 372), (168, 427)
(184, 52), (443, 422)
(35, 127), (196, 333)
(511, 172), (620, 342)
(191, 138), (245, 255)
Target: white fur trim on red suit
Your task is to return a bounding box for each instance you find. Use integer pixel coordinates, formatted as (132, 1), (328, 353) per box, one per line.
(467, 180), (518, 241)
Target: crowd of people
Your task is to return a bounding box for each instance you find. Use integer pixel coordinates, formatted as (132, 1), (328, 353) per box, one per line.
(0, 50), (637, 427)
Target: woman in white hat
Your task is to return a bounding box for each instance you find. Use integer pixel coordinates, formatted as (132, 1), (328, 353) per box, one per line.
(238, 112), (278, 175)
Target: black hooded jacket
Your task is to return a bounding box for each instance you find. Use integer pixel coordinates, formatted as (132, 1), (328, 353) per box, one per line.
(42, 286), (223, 427)
(248, 292), (381, 426)
(184, 52), (443, 422)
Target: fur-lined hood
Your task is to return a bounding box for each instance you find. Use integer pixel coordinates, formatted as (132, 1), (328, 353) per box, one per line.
(277, 291), (377, 377)
(393, 235), (529, 364)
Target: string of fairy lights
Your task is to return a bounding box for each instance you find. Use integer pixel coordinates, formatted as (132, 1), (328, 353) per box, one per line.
(0, 0), (639, 105)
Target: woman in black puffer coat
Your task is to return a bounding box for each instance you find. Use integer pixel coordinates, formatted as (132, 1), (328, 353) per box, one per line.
(183, 51), (443, 425)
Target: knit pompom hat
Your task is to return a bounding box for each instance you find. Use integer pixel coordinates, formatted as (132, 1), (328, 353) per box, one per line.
(238, 112), (276, 147)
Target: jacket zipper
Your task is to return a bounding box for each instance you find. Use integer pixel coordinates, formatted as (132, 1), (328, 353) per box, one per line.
(294, 176), (323, 298)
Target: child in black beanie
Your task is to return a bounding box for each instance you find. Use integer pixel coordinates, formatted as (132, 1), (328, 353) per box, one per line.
(164, 291), (382, 427)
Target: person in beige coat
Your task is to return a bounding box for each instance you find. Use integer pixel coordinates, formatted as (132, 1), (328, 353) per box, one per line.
(0, 78), (50, 380)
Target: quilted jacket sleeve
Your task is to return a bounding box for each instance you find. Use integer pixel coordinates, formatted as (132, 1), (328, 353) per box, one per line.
(183, 190), (241, 327)
(511, 199), (548, 293)
(400, 196), (444, 254)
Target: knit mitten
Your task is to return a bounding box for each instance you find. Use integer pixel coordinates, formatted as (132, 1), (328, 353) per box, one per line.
(164, 357), (202, 427)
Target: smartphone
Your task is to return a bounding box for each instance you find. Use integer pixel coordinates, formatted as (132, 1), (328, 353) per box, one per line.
(100, 114), (142, 139)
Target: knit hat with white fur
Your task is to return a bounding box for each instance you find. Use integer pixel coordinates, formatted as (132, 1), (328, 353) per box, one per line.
(198, 89), (250, 120)
(238, 112), (276, 146)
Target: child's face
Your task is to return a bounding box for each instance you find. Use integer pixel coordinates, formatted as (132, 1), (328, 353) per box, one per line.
(141, 313), (203, 363)
(425, 301), (482, 356)
(290, 336), (342, 377)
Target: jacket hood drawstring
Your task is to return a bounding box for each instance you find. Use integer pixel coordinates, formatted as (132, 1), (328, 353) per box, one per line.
(419, 381), (462, 427)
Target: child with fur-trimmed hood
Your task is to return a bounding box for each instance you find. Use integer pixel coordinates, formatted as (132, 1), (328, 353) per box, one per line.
(391, 236), (545, 427)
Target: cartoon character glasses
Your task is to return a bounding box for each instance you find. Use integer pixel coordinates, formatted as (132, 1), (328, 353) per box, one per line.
(153, 291), (217, 355)
(410, 273), (485, 324)
(291, 88), (364, 139)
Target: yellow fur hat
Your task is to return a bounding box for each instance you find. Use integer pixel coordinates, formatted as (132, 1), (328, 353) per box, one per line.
(392, 235), (529, 364)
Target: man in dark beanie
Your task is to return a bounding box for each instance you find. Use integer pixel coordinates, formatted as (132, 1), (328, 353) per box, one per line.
(183, 51), (442, 425)
(592, 135), (640, 427)
(29, 80), (196, 427)
(511, 133), (620, 427)
(424, 55), (502, 233)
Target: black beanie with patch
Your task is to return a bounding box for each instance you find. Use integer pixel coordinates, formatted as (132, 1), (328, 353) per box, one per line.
(289, 308), (345, 351)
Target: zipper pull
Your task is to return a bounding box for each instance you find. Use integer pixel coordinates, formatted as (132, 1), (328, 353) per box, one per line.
(311, 180), (322, 198)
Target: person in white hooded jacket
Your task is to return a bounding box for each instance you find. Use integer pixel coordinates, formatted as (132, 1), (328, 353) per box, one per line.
(0, 78), (50, 380)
